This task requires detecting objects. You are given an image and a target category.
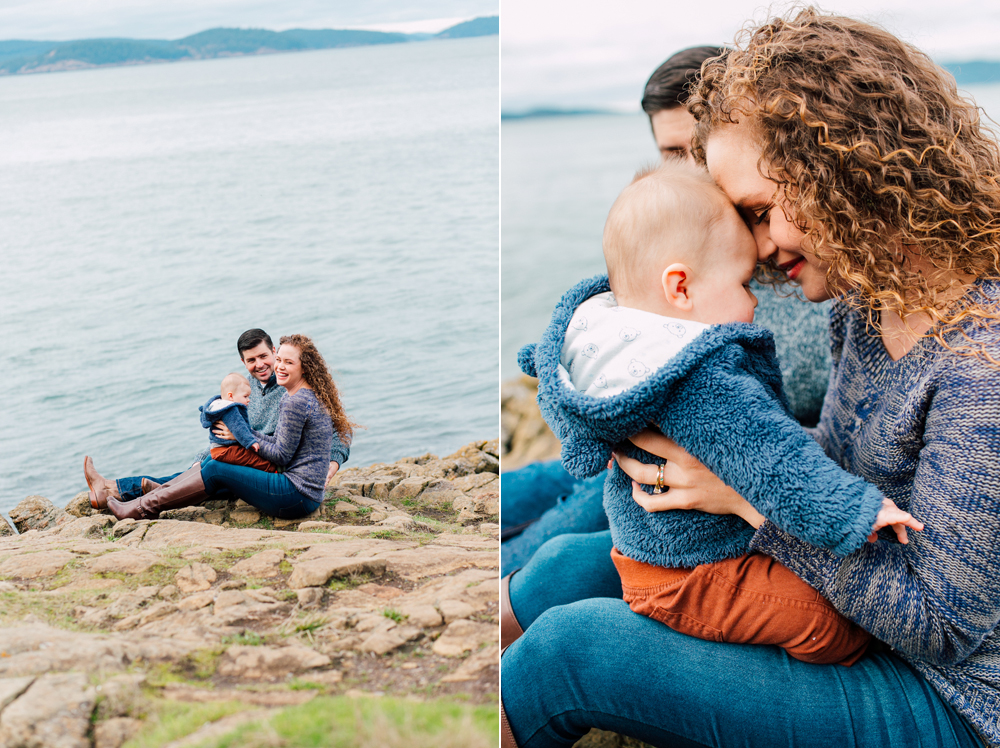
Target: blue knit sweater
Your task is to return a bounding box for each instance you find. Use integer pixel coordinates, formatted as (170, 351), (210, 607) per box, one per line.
(519, 276), (885, 568)
(750, 281), (1000, 746)
(253, 388), (335, 502)
(249, 374), (350, 466)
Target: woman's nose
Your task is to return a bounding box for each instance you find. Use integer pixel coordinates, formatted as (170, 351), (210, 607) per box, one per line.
(752, 224), (777, 262)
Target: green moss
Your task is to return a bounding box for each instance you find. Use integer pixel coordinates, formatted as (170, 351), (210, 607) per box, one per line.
(221, 631), (265, 646)
(121, 699), (255, 748)
(382, 608), (407, 624)
(191, 695), (498, 748)
(368, 530), (404, 540)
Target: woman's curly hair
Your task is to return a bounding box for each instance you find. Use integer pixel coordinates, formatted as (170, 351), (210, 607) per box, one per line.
(280, 334), (359, 443)
(689, 7), (1000, 357)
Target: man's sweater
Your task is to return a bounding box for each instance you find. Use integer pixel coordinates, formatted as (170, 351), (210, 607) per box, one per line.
(751, 282), (1000, 746)
(254, 389), (333, 503)
(518, 275), (884, 568)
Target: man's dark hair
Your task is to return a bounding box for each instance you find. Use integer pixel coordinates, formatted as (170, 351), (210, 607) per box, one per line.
(641, 46), (726, 115)
(237, 328), (273, 359)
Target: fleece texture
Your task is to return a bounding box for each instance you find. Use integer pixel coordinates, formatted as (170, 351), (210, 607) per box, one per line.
(519, 275), (883, 567)
(199, 396), (258, 450)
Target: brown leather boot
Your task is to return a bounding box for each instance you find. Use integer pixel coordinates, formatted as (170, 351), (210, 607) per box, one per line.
(140, 478), (161, 494)
(84, 456), (121, 509)
(106, 466), (208, 521)
(500, 572), (524, 651)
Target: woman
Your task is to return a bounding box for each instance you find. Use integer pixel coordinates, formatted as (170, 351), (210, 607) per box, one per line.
(106, 334), (355, 521)
(502, 9), (1000, 748)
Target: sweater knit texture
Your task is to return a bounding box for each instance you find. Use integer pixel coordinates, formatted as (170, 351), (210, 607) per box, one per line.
(519, 275), (884, 568)
(254, 388), (333, 502)
(750, 281), (1000, 746)
(199, 396), (257, 449)
(248, 373), (350, 466)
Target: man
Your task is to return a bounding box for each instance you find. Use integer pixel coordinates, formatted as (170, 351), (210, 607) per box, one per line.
(84, 328), (347, 506)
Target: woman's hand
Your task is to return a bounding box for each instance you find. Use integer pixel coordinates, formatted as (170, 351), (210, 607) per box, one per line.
(212, 423), (235, 441)
(613, 429), (766, 529)
(325, 461), (340, 487)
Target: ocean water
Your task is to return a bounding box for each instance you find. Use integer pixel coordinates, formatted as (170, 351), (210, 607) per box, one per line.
(502, 82), (1000, 379)
(0, 37), (499, 516)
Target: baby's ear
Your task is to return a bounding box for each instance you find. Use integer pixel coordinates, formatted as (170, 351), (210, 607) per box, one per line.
(518, 344), (538, 378)
(561, 435), (612, 478)
(662, 263), (694, 311)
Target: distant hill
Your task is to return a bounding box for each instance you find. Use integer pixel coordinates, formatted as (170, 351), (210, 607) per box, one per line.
(435, 16), (499, 39)
(501, 107), (619, 120)
(0, 16), (498, 76)
(943, 60), (1000, 85)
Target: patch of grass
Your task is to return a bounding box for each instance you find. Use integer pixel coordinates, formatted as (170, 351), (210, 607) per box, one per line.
(121, 699), (255, 748)
(182, 648), (225, 681)
(288, 679), (325, 691)
(382, 608), (407, 624)
(257, 516), (274, 530)
(355, 507), (373, 516)
(368, 530), (403, 540)
(400, 499), (418, 507)
(327, 572), (374, 592)
(221, 631), (265, 646)
(197, 695), (498, 748)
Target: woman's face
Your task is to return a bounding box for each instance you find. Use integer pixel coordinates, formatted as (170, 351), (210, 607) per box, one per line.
(274, 344), (305, 392)
(704, 124), (833, 303)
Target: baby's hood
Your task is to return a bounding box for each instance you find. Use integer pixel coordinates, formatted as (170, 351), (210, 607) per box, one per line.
(562, 291), (710, 398)
(518, 275), (778, 478)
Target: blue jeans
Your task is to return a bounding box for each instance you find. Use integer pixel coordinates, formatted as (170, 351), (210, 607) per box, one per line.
(201, 460), (319, 519)
(500, 460), (608, 577)
(116, 472), (182, 502)
(501, 532), (982, 748)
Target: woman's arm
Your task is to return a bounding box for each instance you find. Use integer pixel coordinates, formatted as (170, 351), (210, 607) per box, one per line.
(622, 367), (1000, 665)
(254, 393), (312, 467)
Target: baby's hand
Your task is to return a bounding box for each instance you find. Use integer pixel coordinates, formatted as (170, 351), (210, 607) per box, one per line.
(868, 498), (924, 544)
(251, 443), (260, 453)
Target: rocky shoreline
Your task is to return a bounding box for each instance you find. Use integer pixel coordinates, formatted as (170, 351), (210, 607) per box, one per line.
(0, 440), (499, 748)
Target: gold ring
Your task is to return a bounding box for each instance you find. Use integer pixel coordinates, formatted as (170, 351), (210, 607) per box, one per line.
(654, 461), (666, 493)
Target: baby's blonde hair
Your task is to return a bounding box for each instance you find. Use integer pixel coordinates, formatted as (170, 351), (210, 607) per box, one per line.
(220, 372), (249, 398)
(604, 160), (730, 300)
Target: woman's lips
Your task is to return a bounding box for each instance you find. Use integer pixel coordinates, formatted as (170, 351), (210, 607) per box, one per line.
(779, 258), (806, 281)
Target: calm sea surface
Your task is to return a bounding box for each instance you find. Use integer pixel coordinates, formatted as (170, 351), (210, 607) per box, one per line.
(502, 83), (1000, 379)
(0, 37), (499, 516)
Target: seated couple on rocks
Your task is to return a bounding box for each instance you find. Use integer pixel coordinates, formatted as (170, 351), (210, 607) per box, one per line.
(84, 329), (356, 522)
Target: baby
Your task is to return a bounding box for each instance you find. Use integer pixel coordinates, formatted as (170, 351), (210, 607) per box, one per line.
(519, 160), (921, 665)
(199, 373), (277, 473)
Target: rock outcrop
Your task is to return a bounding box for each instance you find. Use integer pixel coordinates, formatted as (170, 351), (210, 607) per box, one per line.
(0, 440), (499, 746)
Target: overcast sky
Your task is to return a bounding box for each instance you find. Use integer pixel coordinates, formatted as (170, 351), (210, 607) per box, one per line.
(502, 0), (1000, 112)
(0, 0), (498, 41)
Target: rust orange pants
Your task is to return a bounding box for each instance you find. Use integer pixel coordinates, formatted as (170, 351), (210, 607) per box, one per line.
(611, 548), (870, 666)
(210, 446), (279, 473)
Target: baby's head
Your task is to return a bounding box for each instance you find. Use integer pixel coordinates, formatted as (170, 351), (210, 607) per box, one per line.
(221, 373), (251, 405)
(603, 160), (758, 324)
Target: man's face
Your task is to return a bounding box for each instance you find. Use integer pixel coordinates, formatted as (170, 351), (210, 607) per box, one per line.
(241, 342), (276, 384)
(650, 107), (696, 162)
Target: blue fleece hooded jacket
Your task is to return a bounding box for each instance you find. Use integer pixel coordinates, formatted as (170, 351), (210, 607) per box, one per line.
(519, 275), (884, 568)
(199, 395), (258, 450)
